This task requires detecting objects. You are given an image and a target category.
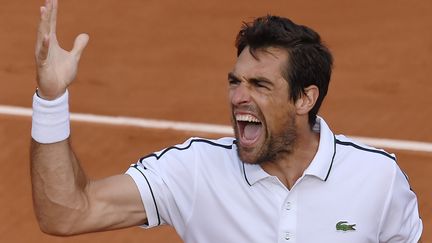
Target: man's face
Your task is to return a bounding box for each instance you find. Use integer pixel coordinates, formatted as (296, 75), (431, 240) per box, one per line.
(228, 46), (298, 164)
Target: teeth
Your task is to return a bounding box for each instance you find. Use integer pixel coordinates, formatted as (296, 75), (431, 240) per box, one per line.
(236, 114), (261, 123)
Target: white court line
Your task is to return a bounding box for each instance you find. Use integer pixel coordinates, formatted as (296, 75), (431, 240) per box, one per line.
(1, 104), (432, 153)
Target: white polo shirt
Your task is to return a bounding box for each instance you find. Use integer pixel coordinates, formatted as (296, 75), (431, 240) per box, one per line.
(126, 117), (422, 243)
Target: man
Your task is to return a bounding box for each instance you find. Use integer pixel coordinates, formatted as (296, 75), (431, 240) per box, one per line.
(31, 0), (422, 242)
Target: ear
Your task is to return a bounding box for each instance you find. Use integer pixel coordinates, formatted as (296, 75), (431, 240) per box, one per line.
(295, 85), (319, 115)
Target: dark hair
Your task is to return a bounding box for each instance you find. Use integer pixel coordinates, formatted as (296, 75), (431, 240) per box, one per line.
(235, 15), (333, 128)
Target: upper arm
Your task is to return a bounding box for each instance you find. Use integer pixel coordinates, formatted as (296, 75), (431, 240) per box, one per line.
(378, 165), (423, 242)
(72, 174), (147, 234)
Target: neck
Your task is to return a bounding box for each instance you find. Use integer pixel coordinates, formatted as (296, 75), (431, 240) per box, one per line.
(261, 124), (320, 189)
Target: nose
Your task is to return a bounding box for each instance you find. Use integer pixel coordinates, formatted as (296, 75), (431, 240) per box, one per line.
(230, 83), (251, 106)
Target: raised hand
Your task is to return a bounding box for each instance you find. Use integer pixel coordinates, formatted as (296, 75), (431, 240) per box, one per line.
(35, 0), (89, 100)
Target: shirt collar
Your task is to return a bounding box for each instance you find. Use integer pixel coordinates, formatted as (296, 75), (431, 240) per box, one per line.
(303, 116), (336, 181)
(241, 116), (336, 186)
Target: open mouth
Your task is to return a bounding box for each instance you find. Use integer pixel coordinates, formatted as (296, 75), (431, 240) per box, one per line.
(235, 113), (263, 146)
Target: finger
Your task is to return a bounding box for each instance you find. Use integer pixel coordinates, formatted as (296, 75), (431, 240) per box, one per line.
(36, 0), (53, 44)
(71, 33), (90, 61)
(50, 0), (58, 34)
(45, 0), (53, 21)
(36, 5), (50, 48)
(35, 6), (49, 58)
(45, 0), (53, 30)
(43, 0), (54, 36)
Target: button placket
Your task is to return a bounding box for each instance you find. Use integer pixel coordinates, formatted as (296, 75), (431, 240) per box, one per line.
(278, 190), (297, 243)
(284, 232), (291, 241)
(285, 201), (291, 211)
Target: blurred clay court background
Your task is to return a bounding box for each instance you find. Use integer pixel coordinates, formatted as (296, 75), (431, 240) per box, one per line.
(0, 0), (431, 242)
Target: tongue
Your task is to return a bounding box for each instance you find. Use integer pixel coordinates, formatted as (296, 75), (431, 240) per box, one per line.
(243, 123), (261, 140)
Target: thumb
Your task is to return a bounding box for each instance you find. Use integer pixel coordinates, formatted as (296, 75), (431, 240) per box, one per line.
(71, 33), (89, 60)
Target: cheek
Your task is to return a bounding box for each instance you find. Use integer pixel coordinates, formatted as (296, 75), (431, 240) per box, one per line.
(262, 100), (295, 130)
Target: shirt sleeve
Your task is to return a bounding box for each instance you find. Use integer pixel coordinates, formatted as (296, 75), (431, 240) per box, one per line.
(125, 138), (199, 230)
(378, 163), (423, 242)
(126, 164), (163, 228)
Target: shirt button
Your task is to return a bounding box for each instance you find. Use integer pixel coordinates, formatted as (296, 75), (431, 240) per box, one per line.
(285, 202), (291, 210)
(284, 232), (291, 241)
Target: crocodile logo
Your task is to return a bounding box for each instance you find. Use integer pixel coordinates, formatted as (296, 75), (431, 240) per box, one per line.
(336, 221), (356, 231)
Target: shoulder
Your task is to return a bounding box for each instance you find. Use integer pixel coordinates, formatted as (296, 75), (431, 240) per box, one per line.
(139, 137), (237, 162)
(328, 135), (410, 205)
(132, 137), (238, 188)
(334, 134), (396, 162)
(332, 134), (400, 182)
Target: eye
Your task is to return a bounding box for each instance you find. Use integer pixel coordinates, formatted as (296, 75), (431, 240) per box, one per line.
(255, 81), (265, 87)
(228, 78), (240, 86)
(252, 79), (270, 90)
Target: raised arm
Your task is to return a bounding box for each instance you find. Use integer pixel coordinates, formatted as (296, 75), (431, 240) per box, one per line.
(31, 0), (146, 235)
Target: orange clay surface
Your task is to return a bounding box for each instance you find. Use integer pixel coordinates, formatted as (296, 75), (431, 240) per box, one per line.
(0, 0), (431, 242)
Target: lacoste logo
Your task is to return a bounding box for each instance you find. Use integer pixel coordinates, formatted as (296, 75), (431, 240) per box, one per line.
(336, 221), (356, 231)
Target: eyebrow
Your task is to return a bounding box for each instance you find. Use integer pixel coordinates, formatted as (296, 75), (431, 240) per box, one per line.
(228, 72), (273, 84)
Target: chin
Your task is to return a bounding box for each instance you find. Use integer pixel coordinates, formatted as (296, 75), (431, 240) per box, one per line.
(238, 153), (260, 164)
(237, 146), (266, 165)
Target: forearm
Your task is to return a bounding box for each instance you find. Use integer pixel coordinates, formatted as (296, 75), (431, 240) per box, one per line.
(30, 0), (146, 235)
(30, 138), (90, 235)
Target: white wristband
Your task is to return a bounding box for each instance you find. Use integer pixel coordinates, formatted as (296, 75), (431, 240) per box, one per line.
(31, 90), (70, 144)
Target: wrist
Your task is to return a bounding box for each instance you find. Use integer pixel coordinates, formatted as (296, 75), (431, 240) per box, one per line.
(36, 88), (67, 101)
(31, 90), (70, 144)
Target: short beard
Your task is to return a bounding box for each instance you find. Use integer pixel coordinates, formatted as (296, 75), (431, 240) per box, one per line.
(237, 114), (297, 165)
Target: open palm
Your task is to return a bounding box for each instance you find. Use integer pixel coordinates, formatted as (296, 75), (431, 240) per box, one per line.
(35, 0), (88, 100)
